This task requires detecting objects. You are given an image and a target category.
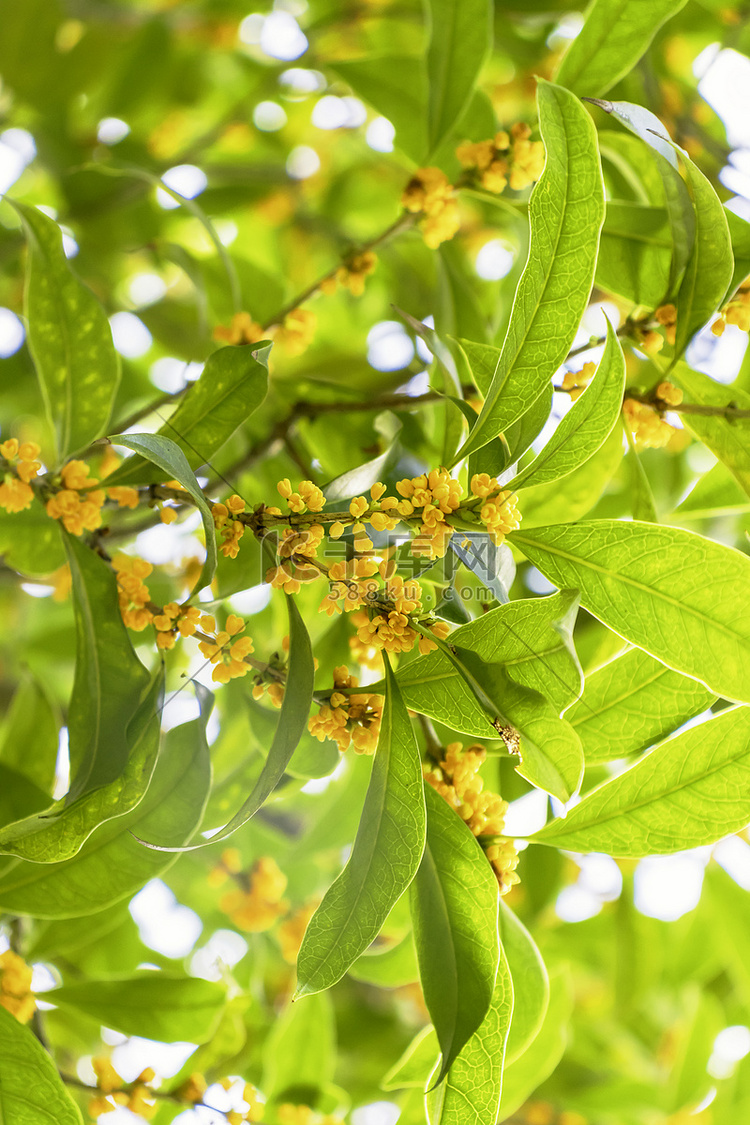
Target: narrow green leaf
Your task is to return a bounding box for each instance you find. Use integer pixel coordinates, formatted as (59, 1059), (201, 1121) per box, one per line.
(0, 764), (50, 828)
(452, 80), (605, 463)
(555, 0), (687, 98)
(0, 689), (212, 917)
(508, 320), (625, 491)
(64, 532), (151, 801)
(295, 653), (426, 996)
(0, 1005), (83, 1124)
(397, 590), (582, 734)
(382, 1026), (440, 1091)
(500, 900), (549, 1063)
(105, 346), (268, 486)
(424, 0), (492, 152)
(411, 784), (500, 1084)
(585, 100), (695, 297)
(497, 968), (573, 1120)
(597, 201), (671, 306)
(51, 972), (226, 1043)
(109, 431), (218, 591)
(0, 674), (58, 793)
(137, 593), (313, 851)
(624, 421), (659, 522)
(262, 992), (336, 1102)
(567, 647), (715, 764)
(0, 670), (162, 862)
(518, 424), (624, 529)
(533, 706), (750, 855)
(725, 208), (750, 297)
(426, 936), (513, 1125)
(510, 520), (750, 703)
(9, 200), (120, 459)
(671, 150), (733, 358)
(349, 932), (419, 987)
(670, 363), (750, 499)
(673, 460), (750, 521)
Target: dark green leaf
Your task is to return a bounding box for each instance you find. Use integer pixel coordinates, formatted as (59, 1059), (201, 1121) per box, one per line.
(511, 520), (750, 703)
(295, 654), (426, 996)
(0, 673), (58, 793)
(0, 1005), (83, 1124)
(534, 705), (750, 854)
(0, 689), (212, 917)
(452, 80), (605, 463)
(411, 784), (500, 1083)
(109, 432), (218, 591)
(424, 0), (492, 153)
(0, 499), (65, 576)
(10, 201), (120, 459)
(567, 646), (715, 764)
(555, 0), (687, 98)
(51, 972), (226, 1043)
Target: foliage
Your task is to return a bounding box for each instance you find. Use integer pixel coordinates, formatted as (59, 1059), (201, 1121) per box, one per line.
(2, 2), (750, 1124)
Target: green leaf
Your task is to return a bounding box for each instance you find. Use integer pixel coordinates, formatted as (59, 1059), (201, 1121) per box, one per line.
(383, 1025), (440, 1091)
(452, 80), (604, 463)
(51, 972), (226, 1043)
(670, 363), (750, 499)
(64, 533), (152, 801)
(555, 0), (687, 98)
(426, 937), (513, 1125)
(397, 590), (582, 732)
(597, 201), (671, 307)
(451, 535), (515, 604)
(518, 425), (624, 529)
(510, 520), (750, 703)
(330, 57), (428, 162)
(138, 593), (313, 850)
(726, 208), (750, 297)
(295, 653), (425, 996)
(262, 992), (336, 1103)
(0, 670), (162, 862)
(567, 646), (715, 764)
(424, 0), (492, 153)
(109, 431), (218, 591)
(9, 200), (120, 459)
(500, 900), (549, 1063)
(670, 148), (734, 357)
(0, 498), (65, 576)
(533, 705), (750, 855)
(0, 673), (58, 793)
(349, 932), (419, 987)
(0, 764), (50, 828)
(0, 689), (212, 917)
(586, 100), (695, 298)
(104, 346), (268, 487)
(624, 421), (659, 522)
(497, 968), (573, 1120)
(673, 460), (750, 520)
(508, 320), (625, 491)
(0, 1004), (83, 1124)
(411, 784), (500, 1084)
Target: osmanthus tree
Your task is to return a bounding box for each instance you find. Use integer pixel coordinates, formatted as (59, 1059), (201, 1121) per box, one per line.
(3, 0), (750, 1122)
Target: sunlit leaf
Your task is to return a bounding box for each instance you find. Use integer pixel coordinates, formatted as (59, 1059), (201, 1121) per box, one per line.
(0, 1005), (83, 1124)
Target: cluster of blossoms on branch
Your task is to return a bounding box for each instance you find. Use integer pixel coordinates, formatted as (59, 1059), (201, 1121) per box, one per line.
(623, 381), (684, 450)
(456, 123), (546, 193)
(713, 279), (750, 334)
(0, 439), (42, 513)
(425, 742), (520, 894)
(209, 851), (318, 964)
(308, 664), (383, 754)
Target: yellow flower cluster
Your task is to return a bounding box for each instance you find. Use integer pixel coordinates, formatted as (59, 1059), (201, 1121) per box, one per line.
(622, 387), (682, 449)
(112, 552), (154, 630)
(277, 477), (326, 513)
(712, 279), (750, 335)
(219, 856), (289, 932)
(45, 459), (106, 535)
(278, 1106), (345, 1125)
(655, 303), (677, 346)
(88, 1058), (156, 1119)
(396, 468), (463, 559)
(107, 485), (140, 509)
(0, 439), (41, 514)
(425, 742), (520, 893)
(560, 361), (596, 401)
(212, 494), (246, 559)
(470, 474), (522, 546)
(214, 310), (266, 346)
(401, 167), (461, 248)
(152, 601), (202, 651)
(198, 613), (254, 684)
(308, 664), (382, 753)
(276, 308), (317, 355)
(456, 123), (545, 193)
(320, 250), (378, 297)
(0, 949), (35, 1024)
